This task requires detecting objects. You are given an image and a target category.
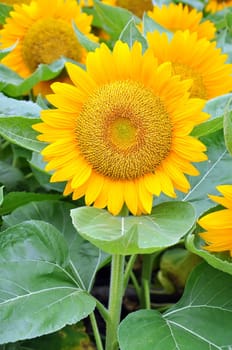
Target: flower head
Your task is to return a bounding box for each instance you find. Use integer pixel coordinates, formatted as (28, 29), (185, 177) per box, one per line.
(198, 185), (232, 256)
(0, 0), (97, 92)
(205, 0), (232, 13)
(33, 41), (209, 216)
(147, 30), (232, 99)
(146, 3), (216, 40)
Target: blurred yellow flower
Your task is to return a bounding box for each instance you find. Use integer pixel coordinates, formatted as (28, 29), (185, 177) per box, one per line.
(33, 41), (208, 215)
(205, 0), (232, 13)
(146, 3), (215, 39)
(147, 30), (232, 99)
(198, 185), (232, 256)
(0, 0), (98, 93)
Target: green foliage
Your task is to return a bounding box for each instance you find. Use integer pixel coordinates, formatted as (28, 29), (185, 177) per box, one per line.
(118, 263), (232, 349)
(159, 130), (232, 217)
(72, 21), (100, 51)
(186, 231), (232, 275)
(119, 18), (148, 51)
(0, 117), (42, 152)
(71, 202), (196, 255)
(0, 3), (12, 24)
(0, 220), (96, 344)
(2, 200), (109, 291)
(93, 0), (139, 40)
(0, 92), (41, 117)
(0, 59), (65, 97)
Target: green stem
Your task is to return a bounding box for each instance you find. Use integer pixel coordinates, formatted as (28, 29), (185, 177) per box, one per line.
(89, 312), (104, 350)
(95, 299), (110, 323)
(105, 254), (125, 350)
(123, 254), (137, 292)
(130, 270), (141, 300)
(140, 254), (154, 309)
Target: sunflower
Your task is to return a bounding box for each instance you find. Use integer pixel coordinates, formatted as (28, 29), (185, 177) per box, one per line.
(198, 185), (232, 256)
(33, 41), (209, 216)
(0, 0), (98, 93)
(147, 30), (232, 99)
(146, 3), (215, 40)
(205, 0), (232, 13)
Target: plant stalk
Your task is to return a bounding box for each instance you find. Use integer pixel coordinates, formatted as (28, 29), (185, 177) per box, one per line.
(89, 312), (104, 350)
(105, 254), (125, 350)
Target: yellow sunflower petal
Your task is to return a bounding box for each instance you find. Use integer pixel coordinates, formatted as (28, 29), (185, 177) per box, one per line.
(198, 209), (232, 230)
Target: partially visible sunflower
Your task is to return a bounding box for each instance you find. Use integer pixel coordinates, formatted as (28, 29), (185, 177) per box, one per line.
(205, 0), (232, 13)
(147, 30), (232, 99)
(0, 0), (98, 93)
(198, 185), (232, 256)
(33, 41), (209, 216)
(146, 3), (215, 40)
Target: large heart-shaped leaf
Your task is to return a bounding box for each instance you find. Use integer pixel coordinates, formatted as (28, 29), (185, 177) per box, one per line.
(118, 263), (232, 349)
(71, 202), (196, 255)
(0, 220), (96, 344)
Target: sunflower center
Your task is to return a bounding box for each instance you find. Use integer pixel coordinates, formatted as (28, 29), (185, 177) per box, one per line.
(76, 80), (172, 180)
(172, 62), (207, 99)
(22, 18), (82, 72)
(116, 0), (153, 17)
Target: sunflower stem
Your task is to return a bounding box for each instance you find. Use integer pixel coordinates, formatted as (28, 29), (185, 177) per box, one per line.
(105, 254), (125, 350)
(89, 312), (104, 350)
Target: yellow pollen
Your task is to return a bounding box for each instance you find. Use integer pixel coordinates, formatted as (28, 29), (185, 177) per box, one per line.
(172, 62), (207, 99)
(22, 18), (83, 72)
(116, 0), (153, 17)
(76, 80), (172, 180)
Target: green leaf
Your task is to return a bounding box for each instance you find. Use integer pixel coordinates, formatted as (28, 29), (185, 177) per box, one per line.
(29, 152), (66, 192)
(192, 93), (232, 137)
(0, 58), (65, 97)
(0, 220), (70, 265)
(0, 116), (43, 152)
(0, 92), (41, 117)
(72, 21), (100, 51)
(71, 202), (196, 255)
(186, 232), (232, 275)
(224, 110), (232, 155)
(0, 42), (18, 60)
(2, 200), (109, 291)
(0, 3), (12, 24)
(0, 160), (25, 191)
(0, 220), (96, 344)
(142, 12), (173, 39)
(119, 18), (148, 51)
(118, 263), (232, 349)
(93, 0), (139, 40)
(0, 192), (61, 215)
